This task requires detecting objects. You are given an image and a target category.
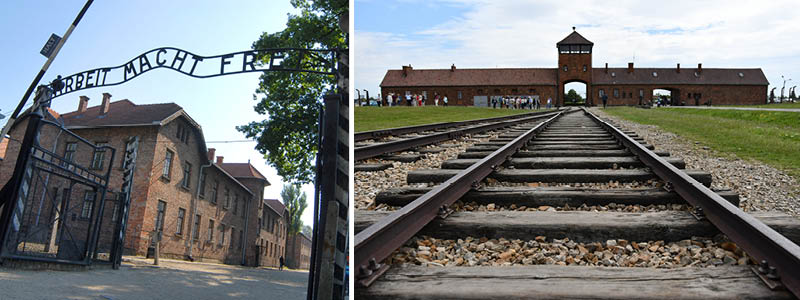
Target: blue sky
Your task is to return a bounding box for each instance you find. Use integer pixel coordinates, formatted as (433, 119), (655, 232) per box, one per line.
(355, 0), (800, 99)
(0, 1), (317, 227)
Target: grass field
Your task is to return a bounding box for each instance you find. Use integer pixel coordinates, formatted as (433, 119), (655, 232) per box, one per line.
(355, 106), (551, 132)
(603, 107), (800, 177)
(728, 102), (800, 109)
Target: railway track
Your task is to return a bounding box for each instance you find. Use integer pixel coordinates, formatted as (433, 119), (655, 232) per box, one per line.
(354, 108), (800, 299)
(355, 109), (562, 162)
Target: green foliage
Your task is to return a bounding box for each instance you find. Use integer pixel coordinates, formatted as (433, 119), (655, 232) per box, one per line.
(301, 225), (312, 236)
(281, 183), (308, 236)
(236, 0), (347, 184)
(564, 89), (583, 104)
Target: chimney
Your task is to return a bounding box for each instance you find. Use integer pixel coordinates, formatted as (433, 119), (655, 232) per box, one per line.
(628, 62), (634, 73)
(207, 148), (216, 161)
(216, 156), (224, 165)
(451, 64), (456, 72)
(676, 63), (681, 73)
(697, 63), (702, 73)
(100, 93), (112, 114)
(604, 63), (608, 73)
(402, 65), (412, 77)
(78, 96), (89, 113)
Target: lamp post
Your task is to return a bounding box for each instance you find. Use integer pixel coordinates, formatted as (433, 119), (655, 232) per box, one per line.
(781, 75), (791, 102)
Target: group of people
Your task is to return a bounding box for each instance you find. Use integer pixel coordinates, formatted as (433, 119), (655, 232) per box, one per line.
(491, 96), (552, 110)
(384, 93), (449, 107)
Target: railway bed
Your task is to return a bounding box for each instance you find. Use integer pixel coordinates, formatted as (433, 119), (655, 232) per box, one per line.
(355, 108), (800, 299)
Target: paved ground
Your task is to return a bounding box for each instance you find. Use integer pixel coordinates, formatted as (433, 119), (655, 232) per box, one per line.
(0, 256), (308, 299)
(668, 106), (800, 112)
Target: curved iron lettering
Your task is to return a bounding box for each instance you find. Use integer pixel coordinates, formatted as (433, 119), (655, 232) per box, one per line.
(52, 47), (339, 98)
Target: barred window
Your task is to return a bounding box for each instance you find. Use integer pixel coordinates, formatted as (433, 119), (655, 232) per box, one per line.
(176, 208), (186, 235)
(162, 150), (174, 179)
(91, 142), (108, 170)
(81, 191), (95, 219)
(64, 142), (77, 162)
(181, 161), (192, 189)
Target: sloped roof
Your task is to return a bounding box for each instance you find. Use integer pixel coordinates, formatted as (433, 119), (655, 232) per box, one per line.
(381, 68), (558, 87)
(60, 99), (182, 128)
(220, 162), (270, 185)
(592, 68), (769, 85)
(264, 198), (287, 217)
(557, 31), (593, 45)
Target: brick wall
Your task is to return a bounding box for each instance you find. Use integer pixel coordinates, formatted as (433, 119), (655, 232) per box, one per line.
(590, 84), (767, 106)
(381, 85), (558, 107)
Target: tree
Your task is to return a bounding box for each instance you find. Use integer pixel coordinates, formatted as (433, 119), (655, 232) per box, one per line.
(302, 224), (312, 236)
(281, 183), (308, 268)
(565, 89), (583, 104)
(236, 0), (348, 184)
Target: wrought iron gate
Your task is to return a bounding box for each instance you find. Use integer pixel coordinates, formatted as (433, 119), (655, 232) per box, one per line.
(0, 85), (131, 266)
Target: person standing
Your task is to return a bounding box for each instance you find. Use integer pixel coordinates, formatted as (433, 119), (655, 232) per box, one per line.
(386, 93), (392, 107)
(435, 94), (440, 106)
(602, 93), (608, 108)
(279, 256), (285, 270)
(405, 93), (412, 106)
(443, 95), (448, 107)
(547, 97), (552, 109)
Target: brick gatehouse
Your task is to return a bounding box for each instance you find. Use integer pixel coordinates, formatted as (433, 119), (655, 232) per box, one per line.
(380, 29), (768, 107)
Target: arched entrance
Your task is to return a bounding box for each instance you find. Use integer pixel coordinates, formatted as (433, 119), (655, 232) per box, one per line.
(563, 81), (587, 106)
(653, 87), (681, 106)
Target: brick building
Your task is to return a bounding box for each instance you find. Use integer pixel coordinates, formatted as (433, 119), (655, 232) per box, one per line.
(0, 94), (278, 266)
(257, 199), (288, 268)
(288, 232), (312, 270)
(380, 29), (769, 106)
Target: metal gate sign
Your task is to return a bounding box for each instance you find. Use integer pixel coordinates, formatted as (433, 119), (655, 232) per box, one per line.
(52, 47), (338, 98)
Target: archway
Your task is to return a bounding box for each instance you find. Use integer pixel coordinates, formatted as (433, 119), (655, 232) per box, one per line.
(563, 81), (587, 106)
(652, 87), (680, 106)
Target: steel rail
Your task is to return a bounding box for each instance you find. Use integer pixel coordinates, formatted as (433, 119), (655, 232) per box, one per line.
(583, 108), (800, 297)
(355, 109), (561, 142)
(356, 111), (560, 161)
(354, 110), (568, 287)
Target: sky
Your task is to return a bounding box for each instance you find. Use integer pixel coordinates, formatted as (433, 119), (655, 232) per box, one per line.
(355, 0), (800, 99)
(0, 1), (318, 227)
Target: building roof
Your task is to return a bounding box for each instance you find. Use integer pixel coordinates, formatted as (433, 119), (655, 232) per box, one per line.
(220, 163), (270, 185)
(211, 164), (254, 196)
(592, 68), (769, 85)
(381, 68), (557, 87)
(557, 30), (593, 45)
(264, 199), (287, 217)
(60, 99), (183, 128)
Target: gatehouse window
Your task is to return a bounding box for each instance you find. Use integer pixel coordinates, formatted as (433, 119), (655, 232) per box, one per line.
(583, 65), (587, 72)
(629, 92), (633, 98)
(613, 89), (619, 98)
(458, 91), (462, 99)
(652, 72), (658, 77)
(639, 89), (644, 97)
(611, 72), (616, 77)
(563, 65), (568, 72)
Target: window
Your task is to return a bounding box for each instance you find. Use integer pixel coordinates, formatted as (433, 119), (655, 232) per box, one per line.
(224, 188), (230, 209)
(91, 142), (108, 170)
(155, 200), (166, 234)
(177, 208), (186, 235)
(583, 65), (587, 72)
(230, 226), (236, 249)
(511, 88), (518, 94)
(599, 89), (605, 97)
(181, 161), (191, 189)
(652, 71), (658, 77)
(529, 89), (536, 94)
(233, 194), (238, 215)
(220, 224), (226, 245)
(629, 92), (633, 98)
(81, 191), (95, 219)
(176, 123), (189, 144)
(639, 89), (644, 97)
(193, 215), (201, 241)
(198, 172), (206, 197)
(611, 72), (616, 77)
(208, 220), (215, 241)
(457, 91), (462, 99)
(162, 150), (174, 179)
(64, 142), (77, 162)
(211, 181), (218, 204)
(563, 65), (568, 72)
(613, 89), (620, 98)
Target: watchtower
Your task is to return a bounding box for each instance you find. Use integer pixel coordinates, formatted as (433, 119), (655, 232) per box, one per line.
(556, 27), (593, 106)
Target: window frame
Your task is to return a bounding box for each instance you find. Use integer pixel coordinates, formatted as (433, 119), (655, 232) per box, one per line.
(176, 208), (186, 235)
(198, 171), (206, 197)
(192, 214), (201, 241)
(162, 150), (174, 180)
(207, 219), (215, 242)
(155, 200), (166, 234)
(211, 180), (219, 204)
(181, 161), (192, 189)
(81, 190), (95, 219)
(90, 142), (108, 170)
(64, 142), (77, 162)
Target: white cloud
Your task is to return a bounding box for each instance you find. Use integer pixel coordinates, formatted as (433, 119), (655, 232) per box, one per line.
(355, 0), (800, 95)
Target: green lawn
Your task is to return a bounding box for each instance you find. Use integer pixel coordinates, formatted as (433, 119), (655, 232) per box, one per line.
(355, 106), (551, 132)
(727, 102), (800, 109)
(603, 107), (800, 177)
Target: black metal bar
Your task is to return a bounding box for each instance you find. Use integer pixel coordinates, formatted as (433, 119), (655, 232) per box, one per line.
(306, 104), (325, 300)
(0, 93), (45, 259)
(356, 112), (560, 161)
(355, 109), (560, 142)
(582, 108), (800, 297)
(354, 110), (566, 287)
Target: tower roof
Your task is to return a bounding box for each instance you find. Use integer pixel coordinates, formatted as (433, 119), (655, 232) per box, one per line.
(557, 30), (593, 46)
